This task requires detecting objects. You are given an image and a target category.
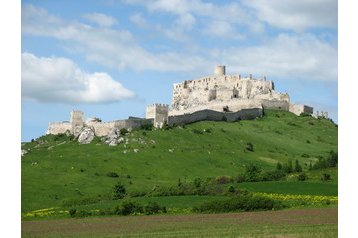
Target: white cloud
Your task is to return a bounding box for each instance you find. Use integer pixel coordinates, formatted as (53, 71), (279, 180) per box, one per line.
(82, 13), (117, 27)
(243, 0), (338, 31)
(203, 20), (245, 40)
(22, 4), (209, 72)
(21, 53), (134, 103)
(124, 0), (258, 38)
(218, 34), (337, 81)
(21, 5), (337, 82)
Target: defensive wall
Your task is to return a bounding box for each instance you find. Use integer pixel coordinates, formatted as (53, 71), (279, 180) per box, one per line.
(47, 112), (153, 137)
(167, 108), (263, 126)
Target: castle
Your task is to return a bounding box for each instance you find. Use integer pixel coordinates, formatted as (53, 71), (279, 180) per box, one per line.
(47, 65), (313, 137)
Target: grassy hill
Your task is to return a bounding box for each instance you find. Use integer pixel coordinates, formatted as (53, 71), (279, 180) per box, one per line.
(21, 110), (338, 214)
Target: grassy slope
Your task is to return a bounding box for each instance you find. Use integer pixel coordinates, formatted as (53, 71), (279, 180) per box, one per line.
(21, 110), (338, 212)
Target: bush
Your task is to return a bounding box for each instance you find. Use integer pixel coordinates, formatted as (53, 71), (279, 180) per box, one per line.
(120, 128), (128, 136)
(276, 162), (283, 170)
(193, 195), (283, 213)
(69, 208), (77, 217)
(140, 124), (153, 130)
(321, 173), (331, 181)
(228, 185), (235, 193)
(294, 160), (302, 173)
(297, 172), (308, 181)
(112, 183), (126, 200)
(145, 202), (167, 215)
(261, 170), (286, 181)
(192, 129), (204, 134)
(107, 172), (119, 178)
(115, 201), (143, 215)
(215, 176), (233, 184)
(244, 164), (261, 182)
(246, 142), (254, 152)
(283, 160), (293, 174)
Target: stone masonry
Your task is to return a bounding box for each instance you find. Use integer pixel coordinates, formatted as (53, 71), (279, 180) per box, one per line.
(47, 65), (313, 136)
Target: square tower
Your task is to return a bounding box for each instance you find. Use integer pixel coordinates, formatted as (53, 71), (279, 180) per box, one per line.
(146, 104), (169, 128)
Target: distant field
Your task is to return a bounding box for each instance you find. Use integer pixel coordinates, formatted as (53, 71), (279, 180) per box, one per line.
(21, 110), (338, 213)
(22, 207), (338, 238)
(239, 181), (338, 196)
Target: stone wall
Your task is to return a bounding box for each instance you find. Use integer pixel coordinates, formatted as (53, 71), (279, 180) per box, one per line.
(289, 104), (314, 116)
(47, 122), (72, 135)
(168, 108), (262, 126)
(261, 100), (290, 111)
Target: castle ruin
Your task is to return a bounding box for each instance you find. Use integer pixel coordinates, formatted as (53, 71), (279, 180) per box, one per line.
(47, 65), (313, 137)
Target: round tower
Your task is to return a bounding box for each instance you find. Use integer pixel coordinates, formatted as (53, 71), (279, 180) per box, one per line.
(214, 65), (226, 76)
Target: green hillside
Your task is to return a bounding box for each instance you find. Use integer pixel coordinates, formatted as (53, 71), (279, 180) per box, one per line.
(21, 110), (338, 214)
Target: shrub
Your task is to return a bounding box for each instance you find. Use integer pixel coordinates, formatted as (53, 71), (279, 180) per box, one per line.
(228, 185), (235, 193)
(246, 142), (254, 152)
(215, 176), (233, 184)
(107, 172), (119, 178)
(321, 173), (331, 181)
(297, 172), (307, 181)
(276, 162), (283, 170)
(112, 183), (126, 200)
(140, 124), (153, 130)
(75, 210), (92, 218)
(145, 202), (167, 215)
(193, 195), (283, 213)
(261, 170), (286, 181)
(234, 174), (246, 183)
(69, 208), (77, 217)
(300, 112), (311, 117)
(283, 160), (293, 174)
(193, 178), (202, 188)
(129, 191), (147, 197)
(115, 201), (143, 215)
(244, 164), (261, 182)
(120, 128), (128, 136)
(294, 160), (302, 173)
(192, 129), (204, 134)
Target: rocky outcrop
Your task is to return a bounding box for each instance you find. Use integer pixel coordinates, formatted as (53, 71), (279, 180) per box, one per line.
(77, 127), (95, 144)
(103, 129), (124, 146)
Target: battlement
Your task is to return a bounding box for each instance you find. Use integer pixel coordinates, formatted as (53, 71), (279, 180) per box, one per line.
(147, 103), (169, 108)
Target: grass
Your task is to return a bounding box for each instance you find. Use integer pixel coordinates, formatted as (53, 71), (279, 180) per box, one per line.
(238, 181), (337, 196)
(21, 110), (338, 214)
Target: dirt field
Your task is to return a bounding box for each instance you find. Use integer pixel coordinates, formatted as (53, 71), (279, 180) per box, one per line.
(22, 208), (338, 238)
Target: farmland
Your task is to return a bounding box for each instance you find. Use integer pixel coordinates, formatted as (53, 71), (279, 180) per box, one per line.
(22, 207), (338, 238)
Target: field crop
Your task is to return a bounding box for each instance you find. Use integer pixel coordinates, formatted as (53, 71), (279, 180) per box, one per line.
(22, 207), (338, 238)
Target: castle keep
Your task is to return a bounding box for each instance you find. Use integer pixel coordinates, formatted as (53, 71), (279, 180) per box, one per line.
(47, 65), (313, 137)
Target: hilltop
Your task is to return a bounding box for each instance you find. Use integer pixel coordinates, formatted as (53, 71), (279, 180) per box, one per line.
(21, 110), (337, 215)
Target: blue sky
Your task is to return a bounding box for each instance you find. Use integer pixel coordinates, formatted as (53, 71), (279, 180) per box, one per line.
(21, 0), (338, 142)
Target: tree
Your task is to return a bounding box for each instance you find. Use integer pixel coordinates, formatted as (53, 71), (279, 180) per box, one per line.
(294, 160), (302, 172)
(276, 162), (283, 170)
(283, 160), (293, 174)
(112, 183), (126, 200)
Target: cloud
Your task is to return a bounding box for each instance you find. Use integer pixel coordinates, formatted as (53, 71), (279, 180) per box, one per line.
(82, 13), (117, 27)
(124, 0), (259, 38)
(21, 53), (134, 103)
(203, 20), (245, 40)
(243, 0), (338, 31)
(22, 4), (209, 72)
(217, 33), (337, 81)
(22, 5), (337, 82)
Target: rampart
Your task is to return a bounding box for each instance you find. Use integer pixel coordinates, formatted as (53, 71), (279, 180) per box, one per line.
(47, 111), (153, 137)
(168, 108), (263, 126)
(47, 122), (72, 135)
